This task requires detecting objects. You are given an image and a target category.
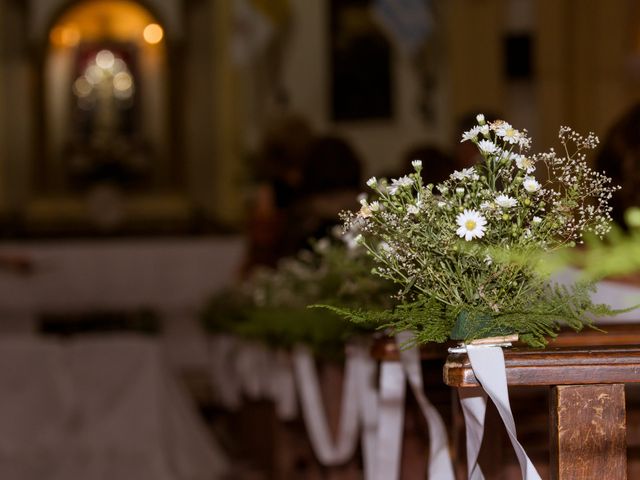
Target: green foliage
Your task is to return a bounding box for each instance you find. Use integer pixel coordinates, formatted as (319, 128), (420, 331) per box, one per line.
(317, 281), (622, 347)
(201, 237), (394, 356)
(335, 118), (622, 347)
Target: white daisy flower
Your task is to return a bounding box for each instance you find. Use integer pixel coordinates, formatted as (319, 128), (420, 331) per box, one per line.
(437, 201), (446, 208)
(478, 139), (498, 154)
(461, 126), (481, 142)
(366, 177), (377, 188)
(480, 125), (490, 136)
(515, 154), (535, 172)
(451, 167), (478, 181)
(476, 113), (485, 124)
(369, 201), (380, 212)
(407, 204), (420, 215)
(532, 216), (542, 224)
(455, 187), (465, 195)
(411, 159), (422, 169)
(357, 193), (367, 205)
(480, 201), (492, 210)
(495, 194), (517, 209)
(523, 176), (541, 193)
(495, 123), (520, 144)
(388, 175), (414, 195)
(456, 209), (487, 241)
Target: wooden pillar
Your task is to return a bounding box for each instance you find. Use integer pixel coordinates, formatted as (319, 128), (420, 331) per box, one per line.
(550, 384), (627, 480)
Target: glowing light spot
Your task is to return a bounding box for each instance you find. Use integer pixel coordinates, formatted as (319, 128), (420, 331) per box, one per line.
(85, 65), (105, 84)
(113, 58), (127, 73)
(95, 50), (115, 70)
(73, 77), (92, 97)
(143, 24), (164, 44)
(50, 25), (81, 47)
(113, 72), (133, 91)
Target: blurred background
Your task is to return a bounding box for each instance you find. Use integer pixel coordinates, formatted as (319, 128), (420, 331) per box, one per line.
(0, 0), (639, 478)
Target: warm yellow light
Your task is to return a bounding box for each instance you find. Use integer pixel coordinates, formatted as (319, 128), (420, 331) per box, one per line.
(143, 24), (163, 44)
(50, 25), (81, 47)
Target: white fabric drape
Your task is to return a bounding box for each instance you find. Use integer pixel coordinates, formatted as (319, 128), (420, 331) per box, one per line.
(0, 336), (229, 480)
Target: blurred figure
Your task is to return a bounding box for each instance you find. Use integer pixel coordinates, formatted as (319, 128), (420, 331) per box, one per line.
(242, 114), (313, 274)
(595, 103), (640, 227)
(286, 135), (363, 251)
(402, 144), (453, 185)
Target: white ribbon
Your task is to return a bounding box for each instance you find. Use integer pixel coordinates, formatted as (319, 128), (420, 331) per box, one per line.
(458, 387), (487, 480)
(396, 331), (455, 480)
(460, 345), (542, 480)
(267, 349), (298, 421)
(349, 344), (379, 479)
(209, 334), (242, 409)
(292, 345), (360, 466)
(373, 359), (406, 480)
(236, 340), (269, 399)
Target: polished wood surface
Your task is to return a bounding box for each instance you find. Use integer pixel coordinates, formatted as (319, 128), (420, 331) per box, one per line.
(443, 346), (640, 388)
(550, 384), (627, 480)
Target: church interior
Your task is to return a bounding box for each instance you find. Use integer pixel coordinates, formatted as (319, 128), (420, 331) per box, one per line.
(1, 0), (640, 479)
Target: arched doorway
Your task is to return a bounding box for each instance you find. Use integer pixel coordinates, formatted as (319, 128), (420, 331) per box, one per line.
(43, 0), (172, 197)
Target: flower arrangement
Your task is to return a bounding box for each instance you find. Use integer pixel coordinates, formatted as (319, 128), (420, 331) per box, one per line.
(202, 234), (394, 356)
(336, 115), (621, 347)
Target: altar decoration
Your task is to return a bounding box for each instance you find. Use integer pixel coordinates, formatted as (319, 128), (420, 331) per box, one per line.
(333, 115), (620, 347)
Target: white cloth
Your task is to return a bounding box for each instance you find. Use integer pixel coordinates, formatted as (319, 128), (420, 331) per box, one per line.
(0, 237), (245, 370)
(292, 345), (360, 466)
(373, 360), (406, 480)
(0, 335), (229, 480)
(460, 345), (541, 480)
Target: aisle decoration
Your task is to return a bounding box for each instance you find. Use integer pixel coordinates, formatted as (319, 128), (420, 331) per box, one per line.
(330, 116), (620, 347)
(318, 116), (623, 479)
(203, 235), (392, 357)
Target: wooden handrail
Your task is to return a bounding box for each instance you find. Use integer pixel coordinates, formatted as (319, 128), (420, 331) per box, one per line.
(444, 345), (640, 387)
(443, 344), (640, 480)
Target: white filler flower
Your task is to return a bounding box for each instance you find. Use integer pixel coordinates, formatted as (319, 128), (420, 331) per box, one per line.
(523, 176), (541, 193)
(495, 194), (517, 209)
(388, 175), (414, 195)
(456, 209), (487, 241)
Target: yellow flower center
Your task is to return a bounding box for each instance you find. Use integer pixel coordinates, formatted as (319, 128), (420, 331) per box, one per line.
(465, 220), (477, 230)
(505, 128), (515, 138)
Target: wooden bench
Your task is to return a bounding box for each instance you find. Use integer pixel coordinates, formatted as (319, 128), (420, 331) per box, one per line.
(444, 345), (640, 479)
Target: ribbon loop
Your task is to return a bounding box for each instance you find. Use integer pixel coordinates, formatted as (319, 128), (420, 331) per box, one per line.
(462, 345), (542, 480)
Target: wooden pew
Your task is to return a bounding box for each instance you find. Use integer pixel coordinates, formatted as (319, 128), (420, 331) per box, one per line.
(444, 345), (640, 479)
